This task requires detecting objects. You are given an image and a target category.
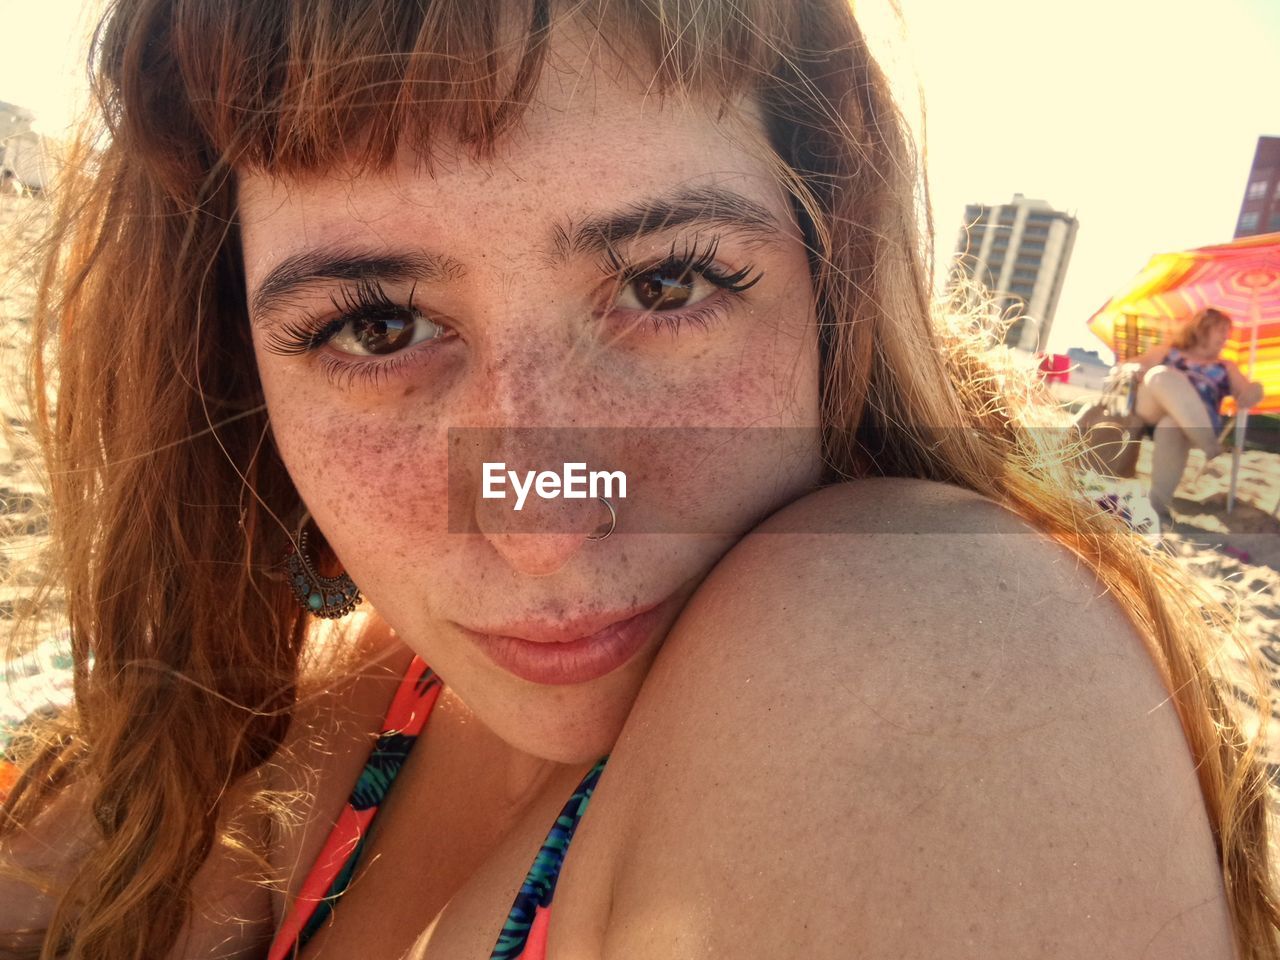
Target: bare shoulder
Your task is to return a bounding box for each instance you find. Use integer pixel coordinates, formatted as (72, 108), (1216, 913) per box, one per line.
(0, 624), (408, 958)
(1221, 358), (1255, 386)
(585, 479), (1234, 959)
(0, 773), (97, 953)
(1221, 357), (1247, 379)
(162, 770), (276, 958)
(0, 764), (275, 958)
(173, 624), (412, 957)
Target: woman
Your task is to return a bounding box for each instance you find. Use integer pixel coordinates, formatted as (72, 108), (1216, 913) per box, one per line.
(1132, 308), (1265, 521)
(1, 1), (1276, 958)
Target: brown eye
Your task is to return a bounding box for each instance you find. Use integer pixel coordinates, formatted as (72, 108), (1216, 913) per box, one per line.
(355, 315), (414, 354)
(629, 265), (696, 310)
(331, 310), (447, 357)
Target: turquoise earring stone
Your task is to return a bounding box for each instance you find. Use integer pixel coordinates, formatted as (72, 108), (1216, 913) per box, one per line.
(284, 517), (362, 619)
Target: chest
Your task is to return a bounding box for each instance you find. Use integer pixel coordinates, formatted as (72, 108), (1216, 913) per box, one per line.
(1169, 351), (1228, 386)
(269, 688), (616, 960)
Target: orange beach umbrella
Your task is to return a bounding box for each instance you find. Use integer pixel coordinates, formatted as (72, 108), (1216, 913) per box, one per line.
(1086, 232), (1280, 511)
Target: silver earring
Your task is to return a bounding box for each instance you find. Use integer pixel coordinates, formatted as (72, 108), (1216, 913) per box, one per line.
(587, 497), (616, 542)
(284, 511), (362, 619)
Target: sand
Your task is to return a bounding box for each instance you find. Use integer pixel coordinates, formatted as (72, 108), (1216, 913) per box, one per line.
(1138, 442), (1280, 766)
(0, 192), (1277, 755)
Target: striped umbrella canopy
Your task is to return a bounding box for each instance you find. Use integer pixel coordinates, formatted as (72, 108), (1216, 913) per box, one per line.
(1086, 232), (1280, 511)
(1087, 232), (1280, 413)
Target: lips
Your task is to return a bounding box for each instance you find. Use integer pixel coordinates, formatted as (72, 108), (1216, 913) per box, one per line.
(460, 600), (672, 685)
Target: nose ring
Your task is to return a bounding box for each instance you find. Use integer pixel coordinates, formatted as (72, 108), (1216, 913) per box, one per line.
(587, 497), (616, 542)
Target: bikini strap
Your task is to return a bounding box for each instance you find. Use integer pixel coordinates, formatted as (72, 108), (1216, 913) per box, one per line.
(267, 655), (442, 960)
(489, 757), (609, 960)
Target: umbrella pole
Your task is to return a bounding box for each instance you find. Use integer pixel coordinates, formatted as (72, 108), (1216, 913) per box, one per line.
(1228, 294), (1263, 514)
(1229, 413), (1247, 513)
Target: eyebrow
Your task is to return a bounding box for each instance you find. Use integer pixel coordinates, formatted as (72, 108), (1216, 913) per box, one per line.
(549, 186), (785, 261)
(248, 187), (784, 323)
(249, 250), (465, 323)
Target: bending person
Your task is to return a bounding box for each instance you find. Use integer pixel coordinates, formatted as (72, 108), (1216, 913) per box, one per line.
(1131, 307), (1264, 520)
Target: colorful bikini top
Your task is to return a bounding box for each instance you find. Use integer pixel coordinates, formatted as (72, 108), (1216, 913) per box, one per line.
(1165, 346), (1231, 430)
(267, 655), (608, 960)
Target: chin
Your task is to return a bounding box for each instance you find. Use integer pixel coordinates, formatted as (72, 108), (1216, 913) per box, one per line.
(472, 655), (655, 766)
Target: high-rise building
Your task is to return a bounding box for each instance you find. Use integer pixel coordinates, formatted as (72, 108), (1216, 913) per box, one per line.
(1235, 136), (1280, 239)
(950, 193), (1078, 352)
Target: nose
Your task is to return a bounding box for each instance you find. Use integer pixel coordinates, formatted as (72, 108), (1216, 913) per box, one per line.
(475, 500), (614, 576)
(468, 458), (618, 576)
(456, 345), (619, 576)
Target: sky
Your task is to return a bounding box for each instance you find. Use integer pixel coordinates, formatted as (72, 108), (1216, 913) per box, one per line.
(1, 0), (1278, 357)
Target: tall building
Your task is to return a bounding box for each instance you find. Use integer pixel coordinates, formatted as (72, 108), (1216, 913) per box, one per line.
(1235, 136), (1280, 239)
(950, 193), (1078, 352)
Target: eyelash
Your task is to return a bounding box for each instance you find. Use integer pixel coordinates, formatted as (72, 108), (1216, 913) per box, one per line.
(263, 277), (414, 357)
(598, 235), (762, 334)
(264, 238), (763, 388)
(262, 278), (441, 390)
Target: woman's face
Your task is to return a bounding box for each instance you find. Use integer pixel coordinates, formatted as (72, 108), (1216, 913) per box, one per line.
(238, 39), (822, 763)
(1199, 320), (1231, 357)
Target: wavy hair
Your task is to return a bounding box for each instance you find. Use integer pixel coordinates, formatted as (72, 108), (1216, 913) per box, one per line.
(1172, 306), (1233, 352)
(2, 0), (1278, 957)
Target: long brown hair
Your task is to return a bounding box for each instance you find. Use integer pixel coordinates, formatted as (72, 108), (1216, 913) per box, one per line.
(3, 1), (1277, 957)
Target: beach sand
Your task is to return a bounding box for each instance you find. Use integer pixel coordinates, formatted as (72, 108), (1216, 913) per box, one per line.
(0, 192), (1277, 754)
(1139, 442), (1280, 767)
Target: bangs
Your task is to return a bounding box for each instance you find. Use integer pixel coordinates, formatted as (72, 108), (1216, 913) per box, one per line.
(92, 0), (803, 191)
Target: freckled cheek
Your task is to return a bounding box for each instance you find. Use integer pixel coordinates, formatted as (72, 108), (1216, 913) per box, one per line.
(270, 402), (453, 563)
(605, 313), (820, 533)
(643, 300), (819, 429)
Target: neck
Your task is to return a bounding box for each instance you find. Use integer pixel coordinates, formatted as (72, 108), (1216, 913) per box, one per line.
(437, 686), (584, 822)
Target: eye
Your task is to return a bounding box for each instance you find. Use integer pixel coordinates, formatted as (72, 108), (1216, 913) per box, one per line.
(624, 259), (737, 312)
(618, 262), (707, 312)
(330, 310), (448, 357)
(608, 235), (761, 319)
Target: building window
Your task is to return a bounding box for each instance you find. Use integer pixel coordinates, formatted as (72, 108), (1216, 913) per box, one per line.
(1239, 211), (1260, 232)
(1247, 180), (1269, 200)
(1269, 213), (1280, 232)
